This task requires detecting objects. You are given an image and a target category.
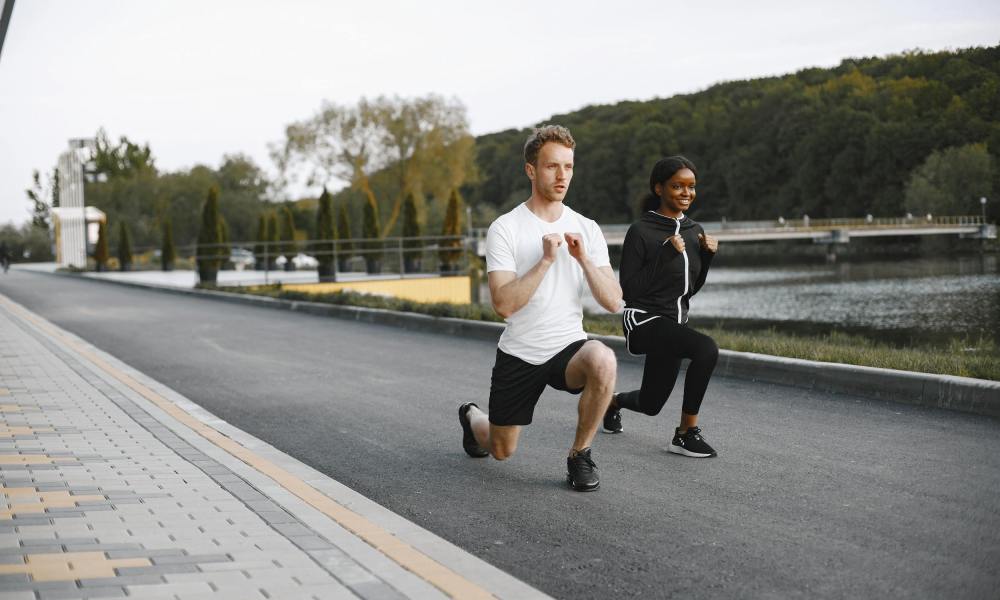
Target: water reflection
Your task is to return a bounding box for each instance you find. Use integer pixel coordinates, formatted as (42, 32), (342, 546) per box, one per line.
(554, 255), (999, 344)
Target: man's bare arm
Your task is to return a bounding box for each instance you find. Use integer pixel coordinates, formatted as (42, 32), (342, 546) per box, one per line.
(489, 233), (562, 318)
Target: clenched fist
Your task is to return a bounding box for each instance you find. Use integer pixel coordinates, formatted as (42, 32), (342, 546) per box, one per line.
(542, 233), (563, 263)
(698, 233), (718, 254)
(667, 235), (686, 253)
(564, 232), (586, 262)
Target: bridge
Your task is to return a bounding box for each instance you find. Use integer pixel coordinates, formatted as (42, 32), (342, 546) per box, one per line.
(474, 215), (995, 255)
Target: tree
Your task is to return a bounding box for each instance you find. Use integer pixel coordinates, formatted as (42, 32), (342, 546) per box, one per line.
(25, 170), (51, 230)
(279, 205), (297, 271)
(161, 218), (176, 271)
(267, 213), (279, 270)
(904, 143), (994, 216)
(271, 94), (477, 237)
(91, 128), (156, 179)
(196, 187), (225, 285)
(315, 188), (336, 281)
(401, 192), (421, 273)
(93, 221), (109, 272)
(117, 221), (133, 271)
(254, 214), (268, 270)
(336, 201), (353, 272)
(362, 197), (381, 274)
(439, 188), (463, 272)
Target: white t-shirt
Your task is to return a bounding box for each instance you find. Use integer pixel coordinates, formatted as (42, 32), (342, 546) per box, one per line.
(486, 202), (611, 365)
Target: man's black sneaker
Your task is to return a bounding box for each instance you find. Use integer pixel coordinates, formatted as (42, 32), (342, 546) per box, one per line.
(566, 447), (600, 491)
(668, 426), (717, 458)
(458, 403), (489, 458)
(602, 402), (623, 434)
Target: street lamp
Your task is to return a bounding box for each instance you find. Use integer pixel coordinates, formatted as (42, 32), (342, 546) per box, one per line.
(981, 197), (988, 222)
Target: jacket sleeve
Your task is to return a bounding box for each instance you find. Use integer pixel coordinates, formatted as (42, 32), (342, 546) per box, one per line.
(689, 225), (714, 298)
(619, 224), (680, 302)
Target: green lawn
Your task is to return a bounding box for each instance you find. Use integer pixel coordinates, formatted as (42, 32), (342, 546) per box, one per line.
(235, 285), (999, 381)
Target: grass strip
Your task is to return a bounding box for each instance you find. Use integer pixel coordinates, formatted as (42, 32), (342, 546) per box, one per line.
(233, 285), (999, 382)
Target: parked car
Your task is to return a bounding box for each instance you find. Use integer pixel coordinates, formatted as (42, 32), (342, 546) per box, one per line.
(229, 247), (255, 271)
(274, 253), (319, 269)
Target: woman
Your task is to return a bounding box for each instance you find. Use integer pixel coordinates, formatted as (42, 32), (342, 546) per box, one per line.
(603, 156), (720, 457)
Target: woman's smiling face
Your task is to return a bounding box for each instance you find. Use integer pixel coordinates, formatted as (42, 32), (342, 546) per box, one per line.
(655, 167), (696, 217)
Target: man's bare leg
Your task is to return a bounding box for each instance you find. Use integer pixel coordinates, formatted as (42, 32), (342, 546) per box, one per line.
(564, 340), (617, 454)
(467, 406), (522, 461)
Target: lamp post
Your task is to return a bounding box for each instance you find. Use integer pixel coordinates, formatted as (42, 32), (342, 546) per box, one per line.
(981, 197), (988, 222)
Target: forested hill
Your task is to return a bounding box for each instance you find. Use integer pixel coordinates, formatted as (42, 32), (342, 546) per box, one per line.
(466, 45), (1000, 224)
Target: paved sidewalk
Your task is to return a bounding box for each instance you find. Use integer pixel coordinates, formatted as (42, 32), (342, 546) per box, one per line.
(0, 295), (549, 600)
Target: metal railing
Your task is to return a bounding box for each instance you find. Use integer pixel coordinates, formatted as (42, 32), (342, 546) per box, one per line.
(115, 234), (473, 285)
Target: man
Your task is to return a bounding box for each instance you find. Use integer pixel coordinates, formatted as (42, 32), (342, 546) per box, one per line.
(458, 125), (622, 491)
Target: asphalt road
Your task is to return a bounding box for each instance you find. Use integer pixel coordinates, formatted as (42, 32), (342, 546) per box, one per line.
(2, 270), (999, 599)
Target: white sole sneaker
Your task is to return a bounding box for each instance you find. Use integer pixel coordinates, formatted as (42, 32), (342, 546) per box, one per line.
(668, 444), (715, 458)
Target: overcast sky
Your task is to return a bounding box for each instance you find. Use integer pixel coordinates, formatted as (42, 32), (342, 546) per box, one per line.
(1, 0), (998, 225)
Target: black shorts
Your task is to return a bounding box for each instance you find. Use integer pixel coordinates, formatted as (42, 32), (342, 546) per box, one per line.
(488, 339), (587, 426)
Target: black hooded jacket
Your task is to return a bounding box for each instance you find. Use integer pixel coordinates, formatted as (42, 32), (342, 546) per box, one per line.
(619, 211), (714, 323)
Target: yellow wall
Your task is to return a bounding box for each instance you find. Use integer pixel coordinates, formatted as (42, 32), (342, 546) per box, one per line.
(283, 276), (471, 304)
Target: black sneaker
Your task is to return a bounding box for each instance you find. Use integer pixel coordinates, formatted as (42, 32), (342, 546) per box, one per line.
(668, 426), (717, 458)
(458, 403), (489, 458)
(602, 397), (623, 434)
(566, 447), (600, 491)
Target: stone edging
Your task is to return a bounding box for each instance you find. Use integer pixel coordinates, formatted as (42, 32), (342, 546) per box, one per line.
(45, 271), (1000, 418)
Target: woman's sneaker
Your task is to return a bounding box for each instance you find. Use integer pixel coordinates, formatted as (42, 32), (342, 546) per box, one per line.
(458, 403), (489, 458)
(566, 447), (600, 491)
(668, 426), (717, 458)
(602, 404), (623, 434)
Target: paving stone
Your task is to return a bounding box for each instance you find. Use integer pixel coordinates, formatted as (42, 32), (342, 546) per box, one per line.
(0, 301), (466, 600)
(38, 587), (127, 599)
(78, 574), (164, 587)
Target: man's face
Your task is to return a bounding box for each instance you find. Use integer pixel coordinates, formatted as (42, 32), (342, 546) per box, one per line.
(527, 142), (574, 203)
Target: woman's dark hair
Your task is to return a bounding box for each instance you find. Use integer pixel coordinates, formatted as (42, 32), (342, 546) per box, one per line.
(640, 155), (698, 213)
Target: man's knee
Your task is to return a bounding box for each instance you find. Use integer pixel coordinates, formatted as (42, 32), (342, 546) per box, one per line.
(584, 343), (617, 383)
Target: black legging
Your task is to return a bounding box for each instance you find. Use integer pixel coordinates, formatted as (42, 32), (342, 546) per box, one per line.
(616, 318), (718, 416)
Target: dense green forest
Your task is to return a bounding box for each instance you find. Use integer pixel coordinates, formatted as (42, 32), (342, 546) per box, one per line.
(467, 45), (1000, 224)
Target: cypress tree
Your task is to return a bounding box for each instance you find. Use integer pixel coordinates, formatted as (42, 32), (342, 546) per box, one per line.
(219, 216), (230, 270)
(196, 186), (224, 285)
(267, 212), (279, 270)
(362, 195), (381, 274)
(279, 205), (297, 271)
(336, 201), (353, 272)
(315, 188), (335, 281)
(402, 192), (421, 273)
(93, 221), (109, 272)
(439, 188), (463, 272)
(253, 214), (267, 270)
(117, 221), (133, 271)
(161, 218), (176, 272)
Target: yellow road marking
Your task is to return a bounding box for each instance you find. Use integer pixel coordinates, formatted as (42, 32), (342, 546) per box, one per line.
(0, 551), (151, 581)
(0, 295), (496, 599)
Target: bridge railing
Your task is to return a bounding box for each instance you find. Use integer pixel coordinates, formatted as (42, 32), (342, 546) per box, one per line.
(474, 216), (985, 242)
(704, 215), (985, 233)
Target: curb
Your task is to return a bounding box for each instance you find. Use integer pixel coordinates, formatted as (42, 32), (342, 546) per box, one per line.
(39, 270), (1000, 419)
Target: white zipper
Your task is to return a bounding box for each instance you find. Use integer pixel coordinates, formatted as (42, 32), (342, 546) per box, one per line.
(675, 219), (688, 324)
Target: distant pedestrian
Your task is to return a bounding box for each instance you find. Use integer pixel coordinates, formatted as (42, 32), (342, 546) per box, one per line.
(602, 156), (721, 458)
(0, 241), (10, 273)
(457, 125), (623, 491)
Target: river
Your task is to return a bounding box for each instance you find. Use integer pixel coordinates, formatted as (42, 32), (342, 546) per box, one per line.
(574, 254), (1000, 347)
